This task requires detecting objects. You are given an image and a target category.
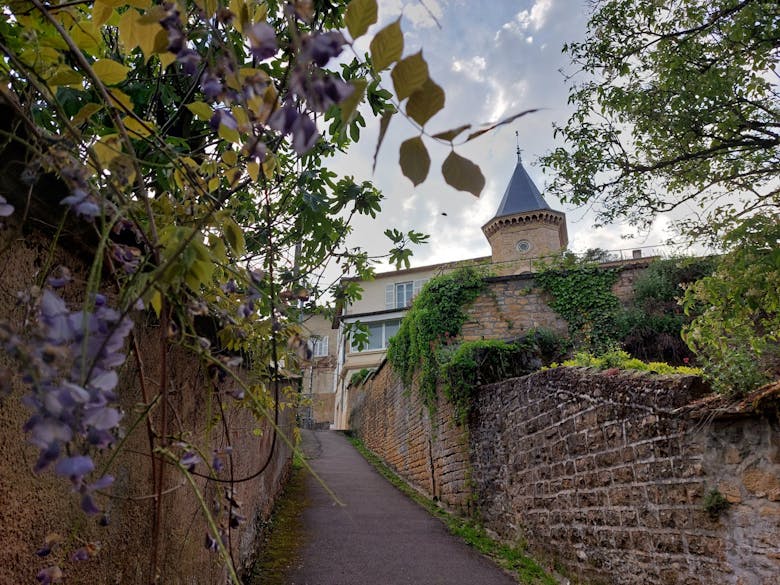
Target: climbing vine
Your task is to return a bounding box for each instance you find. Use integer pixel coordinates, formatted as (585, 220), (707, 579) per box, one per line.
(0, 0), (530, 582)
(386, 267), (486, 410)
(534, 252), (620, 354)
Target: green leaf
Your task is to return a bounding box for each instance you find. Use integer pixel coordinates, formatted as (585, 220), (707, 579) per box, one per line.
(432, 124), (471, 142)
(345, 0), (377, 41)
(406, 78), (444, 127)
(391, 51), (428, 101)
(399, 136), (430, 186)
(372, 110), (393, 173)
(370, 18), (403, 71)
(340, 79), (367, 125)
(92, 59), (130, 85)
(441, 151), (484, 196)
(186, 101), (213, 120)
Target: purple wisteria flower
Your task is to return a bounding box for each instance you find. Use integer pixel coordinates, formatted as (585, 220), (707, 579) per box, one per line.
(7, 286), (132, 517)
(0, 194), (14, 217)
(299, 32), (346, 66)
(247, 22), (278, 60)
(60, 188), (100, 219)
(269, 105), (318, 155)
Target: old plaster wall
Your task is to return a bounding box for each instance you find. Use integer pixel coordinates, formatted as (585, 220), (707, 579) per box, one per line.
(350, 364), (780, 585)
(0, 226), (293, 584)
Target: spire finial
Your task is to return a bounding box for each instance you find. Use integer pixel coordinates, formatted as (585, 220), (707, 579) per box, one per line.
(515, 130), (522, 163)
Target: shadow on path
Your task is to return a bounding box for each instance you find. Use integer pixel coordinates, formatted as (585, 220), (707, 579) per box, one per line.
(277, 430), (518, 585)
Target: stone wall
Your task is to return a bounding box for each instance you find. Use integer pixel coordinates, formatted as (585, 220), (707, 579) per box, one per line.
(460, 262), (650, 342)
(350, 364), (780, 585)
(0, 227), (293, 584)
(349, 364), (472, 510)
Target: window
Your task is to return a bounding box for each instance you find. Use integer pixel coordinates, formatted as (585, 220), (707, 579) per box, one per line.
(395, 281), (413, 308)
(385, 279), (428, 309)
(309, 335), (328, 357)
(350, 319), (401, 352)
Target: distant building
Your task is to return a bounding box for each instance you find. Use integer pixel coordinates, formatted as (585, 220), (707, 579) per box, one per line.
(330, 155), (569, 429)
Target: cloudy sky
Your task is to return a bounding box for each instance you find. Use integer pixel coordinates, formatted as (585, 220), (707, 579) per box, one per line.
(326, 0), (684, 274)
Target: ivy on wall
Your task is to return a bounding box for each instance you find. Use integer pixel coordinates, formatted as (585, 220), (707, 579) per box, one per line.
(387, 267), (486, 410)
(534, 255), (620, 353)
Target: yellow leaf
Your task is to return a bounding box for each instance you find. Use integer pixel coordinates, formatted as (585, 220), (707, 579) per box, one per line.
(247, 161), (259, 182)
(186, 101), (213, 120)
(399, 136), (430, 186)
(231, 106), (250, 131)
(108, 89), (134, 112)
(345, 0), (377, 41)
(70, 22), (101, 54)
(72, 103), (103, 125)
(124, 117), (156, 139)
(226, 167), (241, 187)
(406, 78), (445, 127)
(150, 290), (162, 317)
(118, 9), (138, 51)
(262, 154), (277, 178)
(223, 218), (245, 256)
(370, 18), (403, 71)
(222, 150), (238, 166)
(92, 0), (114, 27)
(218, 123), (241, 144)
(208, 177), (220, 191)
(126, 0), (152, 8)
(391, 51), (429, 101)
(93, 59), (129, 85)
(441, 151), (484, 197)
(48, 67), (83, 88)
(339, 78), (367, 124)
(93, 134), (122, 169)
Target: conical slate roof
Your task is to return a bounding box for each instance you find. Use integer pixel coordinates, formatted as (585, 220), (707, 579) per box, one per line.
(492, 160), (551, 218)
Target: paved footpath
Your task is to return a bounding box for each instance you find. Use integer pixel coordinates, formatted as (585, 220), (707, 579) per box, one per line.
(285, 430), (517, 585)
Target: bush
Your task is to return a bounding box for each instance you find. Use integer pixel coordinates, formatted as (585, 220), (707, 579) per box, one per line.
(682, 216), (780, 395)
(557, 349), (701, 376)
(439, 339), (540, 422)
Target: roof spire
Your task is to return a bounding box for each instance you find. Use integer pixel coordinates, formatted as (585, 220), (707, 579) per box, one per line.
(515, 130), (522, 163)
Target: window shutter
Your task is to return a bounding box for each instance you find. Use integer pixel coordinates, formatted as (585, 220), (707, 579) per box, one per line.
(385, 284), (395, 309)
(413, 279), (427, 298)
(321, 335), (328, 356)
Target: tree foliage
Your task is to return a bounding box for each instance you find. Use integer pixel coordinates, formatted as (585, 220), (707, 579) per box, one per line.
(0, 0), (516, 581)
(682, 215), (780, 394)
(541, 0), (780, 242)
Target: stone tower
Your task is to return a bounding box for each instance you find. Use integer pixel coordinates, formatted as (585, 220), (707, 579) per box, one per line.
(481, 156), (568, 274)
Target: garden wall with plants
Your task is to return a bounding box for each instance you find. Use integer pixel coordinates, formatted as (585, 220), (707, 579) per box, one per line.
(0, 225), (294, 584)
(350, 363), (780, 585)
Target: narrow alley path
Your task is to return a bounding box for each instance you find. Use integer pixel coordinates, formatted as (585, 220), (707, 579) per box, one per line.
(284, 430), (517, 585)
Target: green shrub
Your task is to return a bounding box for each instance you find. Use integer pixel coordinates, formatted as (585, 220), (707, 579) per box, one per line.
(682, 216), (779, 395)
(349, 368), (374, 387)
(557, 349), (701, 376)
(439, 339), (540, 422)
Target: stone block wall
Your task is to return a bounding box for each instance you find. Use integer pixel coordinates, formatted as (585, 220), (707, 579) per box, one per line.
(350, 363), (780, 585)
(0, 227), (293, 584)
(461, 263), (650, 342)
(349, 364), (471, 510)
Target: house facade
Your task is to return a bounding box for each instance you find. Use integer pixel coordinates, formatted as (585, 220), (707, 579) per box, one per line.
(331, 156), (569, 429)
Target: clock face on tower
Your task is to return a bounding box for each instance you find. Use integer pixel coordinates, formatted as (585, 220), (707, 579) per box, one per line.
(515, 239), (532, 254)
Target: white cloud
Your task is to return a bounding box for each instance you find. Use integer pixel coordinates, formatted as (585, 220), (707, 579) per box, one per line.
(404, 0), (443, 29)
(505, 0), (554, 34)
(451, 56), (487, 82)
